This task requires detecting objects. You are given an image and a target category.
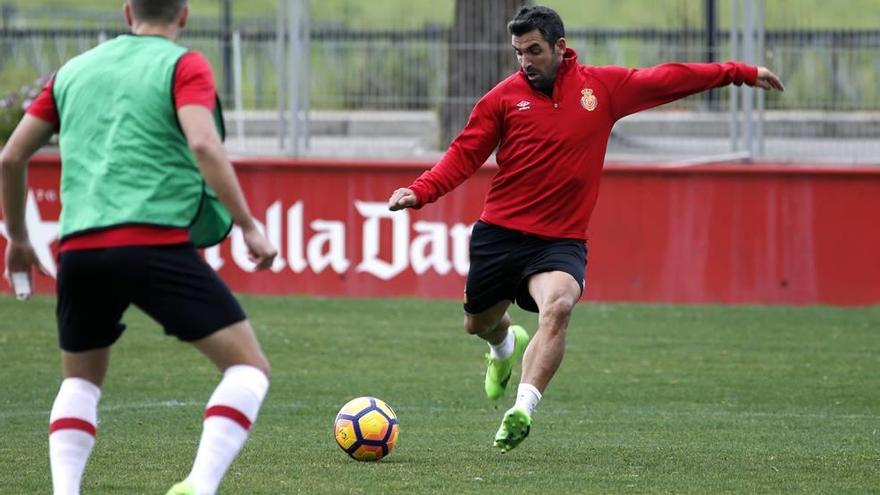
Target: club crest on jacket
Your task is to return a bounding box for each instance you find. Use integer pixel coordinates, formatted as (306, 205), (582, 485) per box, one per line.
(580, 88), (597, 111)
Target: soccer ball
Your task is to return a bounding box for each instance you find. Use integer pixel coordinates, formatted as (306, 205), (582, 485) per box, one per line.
(333, 396), (399, 461)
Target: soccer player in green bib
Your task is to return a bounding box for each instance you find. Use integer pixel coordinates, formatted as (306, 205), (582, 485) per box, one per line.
(1, 2), (278, 494)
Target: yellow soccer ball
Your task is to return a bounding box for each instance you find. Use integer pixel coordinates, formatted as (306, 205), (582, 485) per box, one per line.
(334, 396), (399, 461)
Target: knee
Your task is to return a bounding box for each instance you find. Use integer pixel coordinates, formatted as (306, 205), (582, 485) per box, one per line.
(463, 317), (486, 335)
(463, 316), (497, 336)
(541, 296), (576, 327)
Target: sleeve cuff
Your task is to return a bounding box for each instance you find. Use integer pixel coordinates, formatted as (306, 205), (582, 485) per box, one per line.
(408, 183), (428, 209)
(743, 64), (758, 86)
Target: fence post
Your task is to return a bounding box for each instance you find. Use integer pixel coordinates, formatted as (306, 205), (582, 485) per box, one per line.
(729, 0), (740, 152)
(742, 0), (755, 159)
(301, 0), (310, 151)
(276, 0), (287, 151)
(704, 0), (719, 110)
(757, 0), (766, 156)
(233, 30), (245, 149)
(729, 0), (764, 161)
(285, 0), (310, 157)
(222, 0), (233, 108)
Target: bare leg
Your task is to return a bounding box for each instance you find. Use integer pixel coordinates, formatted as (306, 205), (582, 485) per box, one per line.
(51, 348), (110, 495)
(176, 320), (271, 495)
(190, 320), (270, 376)
(62, 347), (111, 384)
(463, 299), (512, 345)
(492, 273), (579, 452)
(522, 271), (581, 393)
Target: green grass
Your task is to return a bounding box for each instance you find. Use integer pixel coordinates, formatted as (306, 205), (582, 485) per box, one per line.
(1, 296), (879, 494)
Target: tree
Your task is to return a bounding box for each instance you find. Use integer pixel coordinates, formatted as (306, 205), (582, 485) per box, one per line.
(440, 0), (530, 147)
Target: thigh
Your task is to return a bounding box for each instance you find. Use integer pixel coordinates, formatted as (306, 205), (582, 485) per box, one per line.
(190, 320), (269, 374)
(56, 249), (138, 352)
(132, 245), (247, 342)
(526, 271), (583, 313)
(464, 221), (526, 314)
(516, 239), (587, 312)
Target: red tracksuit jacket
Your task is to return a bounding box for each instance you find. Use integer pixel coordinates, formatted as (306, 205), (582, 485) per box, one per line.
(408, 48), (757, 240)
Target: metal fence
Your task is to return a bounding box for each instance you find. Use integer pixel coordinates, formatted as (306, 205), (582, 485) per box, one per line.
(1, 1), (878, 163)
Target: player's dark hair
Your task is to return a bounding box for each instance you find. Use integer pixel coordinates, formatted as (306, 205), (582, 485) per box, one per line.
(507, 5), (565, 48)
(129, 0), (187, 23)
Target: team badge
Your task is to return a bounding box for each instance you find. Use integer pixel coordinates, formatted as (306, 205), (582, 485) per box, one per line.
(580, 88), (598, 111)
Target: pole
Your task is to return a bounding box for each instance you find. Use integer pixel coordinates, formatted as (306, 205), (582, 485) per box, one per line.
(222, 0), (233, 107)
(757, 0), (766, 157)
(705, 0), (719, 110)
(233, 30), (245, 150)
(301, 0), (311, 151)
(287, 0), (300, 157)
(729, 0), (740, 152)
(276, 0), (287, 151)
(743, 0), (755, 160)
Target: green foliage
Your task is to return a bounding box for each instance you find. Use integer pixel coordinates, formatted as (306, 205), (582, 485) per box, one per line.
(0, 77), (45, 144)
(4, 0), (880, 29)
(1, 295), (878, 493)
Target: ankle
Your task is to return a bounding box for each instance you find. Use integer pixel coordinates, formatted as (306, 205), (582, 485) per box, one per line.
(488, 329), (515, 360)
(514, 383), (542, 416)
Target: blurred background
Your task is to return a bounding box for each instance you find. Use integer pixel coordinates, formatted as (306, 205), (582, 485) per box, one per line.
(1, 0), (878, 164)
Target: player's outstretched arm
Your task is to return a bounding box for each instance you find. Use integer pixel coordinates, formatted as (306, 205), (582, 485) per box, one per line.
(388, 188), (419, 211)
(754, 67), (785, 91)
(177, 104), (277, 270)
(0, 114), (55, 294)
(608, 62), (781, 120)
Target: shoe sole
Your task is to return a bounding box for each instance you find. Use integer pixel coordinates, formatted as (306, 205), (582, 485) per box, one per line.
(494, 411), (531, 452)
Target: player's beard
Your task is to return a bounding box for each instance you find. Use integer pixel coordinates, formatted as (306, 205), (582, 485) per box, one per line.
(526, 59), (560, 94)
(527, 74), (553, 93)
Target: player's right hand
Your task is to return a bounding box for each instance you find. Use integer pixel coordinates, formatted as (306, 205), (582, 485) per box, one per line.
(241, 226), (278, 271)
(388, 188), (419, 211)
(4, 239), (48, 299)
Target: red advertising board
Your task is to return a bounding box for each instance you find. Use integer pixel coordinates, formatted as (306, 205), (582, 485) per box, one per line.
(2, 155), (879, 305)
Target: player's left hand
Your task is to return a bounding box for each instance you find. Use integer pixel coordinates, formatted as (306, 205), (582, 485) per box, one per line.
(754, 67), (784, 91)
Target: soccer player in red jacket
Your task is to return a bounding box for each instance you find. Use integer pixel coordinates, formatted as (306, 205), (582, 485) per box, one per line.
(388, 5), (784, 452)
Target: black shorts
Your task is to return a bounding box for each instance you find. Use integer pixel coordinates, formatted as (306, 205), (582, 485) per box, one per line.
(56, 244), (246, 352)
(464, 221), (587, 314)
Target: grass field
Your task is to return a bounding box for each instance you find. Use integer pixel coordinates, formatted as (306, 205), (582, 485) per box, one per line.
(1, 295), (878, 494)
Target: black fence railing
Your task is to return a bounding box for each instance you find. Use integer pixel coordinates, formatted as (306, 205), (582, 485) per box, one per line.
(2, 26), (880, 46)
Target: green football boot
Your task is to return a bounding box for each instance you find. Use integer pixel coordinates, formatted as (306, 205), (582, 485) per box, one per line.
(493, 406), (532, 453)
(484, 325), (529, 400)
(165, 480), (195, 495)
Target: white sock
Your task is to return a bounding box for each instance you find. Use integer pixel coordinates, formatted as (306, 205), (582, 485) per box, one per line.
(488, 328), (515, 360)
(187, 365), (269, 495)
(514, 383), (542, 416)
(49, 377), (101, 495)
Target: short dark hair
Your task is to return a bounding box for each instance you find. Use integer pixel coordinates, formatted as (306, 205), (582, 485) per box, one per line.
(130, 0), (187, 23)
(507, 5), (565, 47)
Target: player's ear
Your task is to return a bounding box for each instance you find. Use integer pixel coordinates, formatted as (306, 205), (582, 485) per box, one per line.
(123, 2), (134, 28)
(178, 4), (189, 28)
(555, 37), (567, 56)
